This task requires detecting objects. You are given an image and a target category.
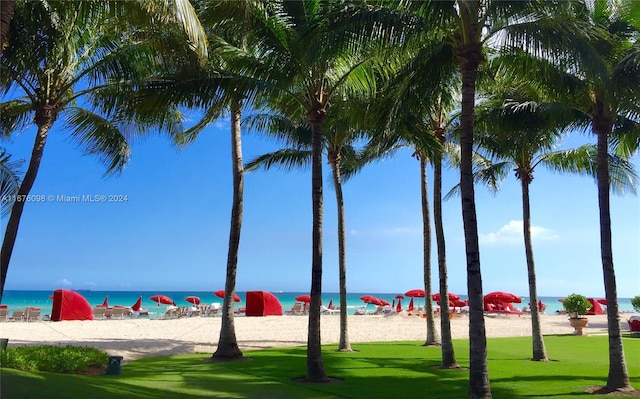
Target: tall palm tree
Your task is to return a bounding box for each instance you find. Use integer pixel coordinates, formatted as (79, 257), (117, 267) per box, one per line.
(0, 0), (191, 300)
(474, 80), (638, 362)
(497, 1), (640, 389)
(245, 101), (378, 353)
(228, 1), (383, 381)
(399, 3), (596, 395)
(371, 35), (460, 354)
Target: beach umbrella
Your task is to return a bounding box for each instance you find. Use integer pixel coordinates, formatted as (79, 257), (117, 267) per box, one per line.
(131, 296), (142, 312)
(597, 298), (607, 305)
(360, 295), (383, 306)
(150, 295), (175, 306)
(102, 296), (109, 307)
(408, 297), (414, 312)
(396, 299), (402, 313)
(404, 289), (425, 298)
(294, 295), (311, 303)
(328, 298), (333, 309)
(379, 299), (390, 306)
(391, 299), (395, 308)
(185, 296), (201, 305)
(484, 291), (522, 304)
(450, 299), (467, 308)
(432, 292), (460, 302)
(214, 290), (241, 303)
(395, 295), (404, 300)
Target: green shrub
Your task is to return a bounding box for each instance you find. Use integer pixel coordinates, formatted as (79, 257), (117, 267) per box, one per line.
(632, 296), (640, 313)
(562, 293), (592, 318)
(0, 345), (109, 373)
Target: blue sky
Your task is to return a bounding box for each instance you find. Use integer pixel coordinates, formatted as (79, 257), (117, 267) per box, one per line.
(2, 116), (639, 298)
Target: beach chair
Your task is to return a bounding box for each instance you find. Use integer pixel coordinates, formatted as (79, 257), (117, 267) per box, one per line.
(93, 306), (107, 320)
(9, 309), (24, 321)
(25, 307), (41, 322)
(0, 306), (8, 322)
(320, 305), (339, 315)
(285, 302), (306, 315)
(110, 307), (127, 319)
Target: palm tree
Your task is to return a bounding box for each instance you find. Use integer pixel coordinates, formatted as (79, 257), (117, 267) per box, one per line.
(0, 0), (16, 55)
(245, 102), (378, 353)
(398, 3), (596, 395)
(474, 79), (638, 362)
(497, 1), (640, 389)
(228, 1), (383, 381)
(0, 0), (193, 300)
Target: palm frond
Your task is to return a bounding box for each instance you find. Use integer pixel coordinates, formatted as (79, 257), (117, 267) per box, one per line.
(64, 107), (131, 175)
(0, 100), (33, 138)
(244, 148), (312, 173)
(0, 149), (23, 217)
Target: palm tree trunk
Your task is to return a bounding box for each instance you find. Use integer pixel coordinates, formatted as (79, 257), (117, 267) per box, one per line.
(434, 138), (458, 368)
(520, 176), (547, 361)
(305, 108), (328, 382)
(212, 99), (245, 361)
(420, 155), (438, 346)
(1, 116), (52, 301)
(594, 117), (631, 391)
(330, 153), (352, 352)
(456, 39), (491, 398)
(0, 0), (16, 55)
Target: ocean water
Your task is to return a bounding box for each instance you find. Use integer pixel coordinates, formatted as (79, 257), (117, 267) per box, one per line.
(0, 290), (636, 319)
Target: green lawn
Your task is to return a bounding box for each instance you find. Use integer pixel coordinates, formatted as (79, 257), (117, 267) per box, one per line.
(2, 335), (638, 398)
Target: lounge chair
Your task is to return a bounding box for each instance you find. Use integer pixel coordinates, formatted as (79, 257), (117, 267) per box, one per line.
(110, 307), (127, 319)
(9, 309), (24, 321)
(25, 307), (41, 322)
(0, 306), (8, 322)
(285, 302), (306, 315)
(354, 305), (367, 315)
(93, 306), (107, 320)
(320, 305), (339, 315)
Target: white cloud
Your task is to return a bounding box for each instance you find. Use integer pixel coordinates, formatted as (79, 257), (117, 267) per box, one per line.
(480, 220), (559, 245)
(57, 278), (72, 287)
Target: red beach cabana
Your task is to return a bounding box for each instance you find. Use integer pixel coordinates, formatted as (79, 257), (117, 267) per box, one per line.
(50, 289), (93, 321)
(245, 291), (283, 316)
(586, 298), (605, 315)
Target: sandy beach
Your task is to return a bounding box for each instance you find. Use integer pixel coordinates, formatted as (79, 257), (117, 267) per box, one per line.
(1, 313), (627, 363)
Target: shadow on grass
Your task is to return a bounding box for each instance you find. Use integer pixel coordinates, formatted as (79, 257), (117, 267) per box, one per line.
(1, 336), (638, 399)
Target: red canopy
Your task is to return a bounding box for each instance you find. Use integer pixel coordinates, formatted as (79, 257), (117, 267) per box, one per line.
(185, 296), (201, 305)
(245, 291), (282, 316)
(597, 298), (607, 305)
(404, 289), (425, 298)
(102, 295), (109, 307)
(50, 289), (93, 321)
(150, 295), (175, 306)
(484, 291), (522, 304)
(215, 290), (241, 303)
(131, 296), (142, 312)
(379, 299), (390, 306)
(587, 298), (605, 315)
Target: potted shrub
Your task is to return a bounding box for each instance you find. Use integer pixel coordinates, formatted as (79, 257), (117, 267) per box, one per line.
(562, 293), (591, 335)
(631, 296), (640, 313)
